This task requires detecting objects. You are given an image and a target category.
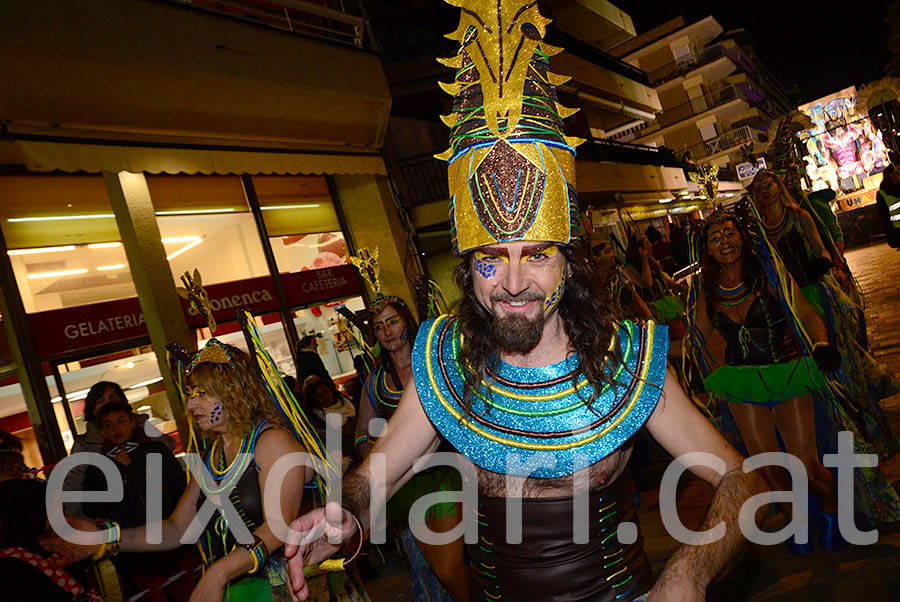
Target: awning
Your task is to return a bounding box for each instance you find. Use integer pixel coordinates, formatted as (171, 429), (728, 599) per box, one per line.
(16, 140), (387, 177)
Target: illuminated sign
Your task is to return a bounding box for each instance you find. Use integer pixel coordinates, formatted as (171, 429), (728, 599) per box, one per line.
(798, 86), (890, 194)
(736, 157), (768, 180)
(28, 265), (361, 357)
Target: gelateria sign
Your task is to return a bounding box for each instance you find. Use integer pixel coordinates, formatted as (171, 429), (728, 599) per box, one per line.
(28, 264), (360, 357)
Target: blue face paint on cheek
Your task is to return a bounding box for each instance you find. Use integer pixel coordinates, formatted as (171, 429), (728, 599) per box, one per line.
(544, 268), (567, 313)
(473, 256), (497, 279)
(209, 400), (223, 424)
(399, 327), (409, 342)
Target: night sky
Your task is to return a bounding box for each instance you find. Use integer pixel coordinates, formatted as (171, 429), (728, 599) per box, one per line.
(622, 1), (895, 104)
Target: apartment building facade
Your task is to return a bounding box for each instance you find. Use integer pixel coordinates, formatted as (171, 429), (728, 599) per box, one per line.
(610, 16), (792, 188)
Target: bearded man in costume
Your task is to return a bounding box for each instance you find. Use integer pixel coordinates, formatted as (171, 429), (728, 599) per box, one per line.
(285, 2), (764, 601)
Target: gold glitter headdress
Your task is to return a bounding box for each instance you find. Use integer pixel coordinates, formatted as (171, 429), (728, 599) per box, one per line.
(689, 163), (720, 210)
(436, 0), (583, 254)
(350, 247), (407, 315)
(174, 269), (232, 370)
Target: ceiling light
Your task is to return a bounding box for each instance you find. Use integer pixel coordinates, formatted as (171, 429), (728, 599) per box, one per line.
(26, 268), (89, 280)
(155, 208), (237, 216)
(125, 362), (135, 369)
(8, 245), (76, 256)
(658, 198), (674, 203)
(87, 242), (122, 249)
(7, 214), (114, 222)
(129, 376), (163, 389)
(162, 236), (202, 260)
(96, 264), (126, 271)
(51, 387), (91, 403)
(260, 204), (321, 210)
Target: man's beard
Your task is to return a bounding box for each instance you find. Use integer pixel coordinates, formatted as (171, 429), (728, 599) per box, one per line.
(491, 294), (546, 353)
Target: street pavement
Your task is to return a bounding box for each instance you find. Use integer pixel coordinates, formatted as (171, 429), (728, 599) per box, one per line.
(363, 242), (900, 602)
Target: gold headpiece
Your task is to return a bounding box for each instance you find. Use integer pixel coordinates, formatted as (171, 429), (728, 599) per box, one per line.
(350, 247), (406, 315)
(436, 0), (583, 254)
(690, 163), (720, 208)
(175, 269), (232, 369)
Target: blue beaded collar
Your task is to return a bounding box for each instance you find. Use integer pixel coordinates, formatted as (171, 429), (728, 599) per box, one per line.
(412, 316), (668, 478)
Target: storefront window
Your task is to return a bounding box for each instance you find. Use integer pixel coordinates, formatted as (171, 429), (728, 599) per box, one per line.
(53, 347), (172, 448)
(157, 212), (269, 286)
(0, 372), (60, 465)
(1, 175), (135, 313)
(253, 175), (339, 237)
(293, 298), (365, 378)
(270, 231), (349, 273)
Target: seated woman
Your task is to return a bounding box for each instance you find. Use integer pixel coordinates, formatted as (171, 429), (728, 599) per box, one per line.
(50, 343), (367, 601)
(303, 374), (357, 463)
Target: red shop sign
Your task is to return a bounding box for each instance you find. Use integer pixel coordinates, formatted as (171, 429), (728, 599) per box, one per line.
(283, 264), (361, 307)
(180, 275), (280, 329)
(28, 265), (361, 357)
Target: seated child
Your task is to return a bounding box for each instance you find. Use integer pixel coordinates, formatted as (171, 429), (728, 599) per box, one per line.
(83, 401), (185, 526)
(82, 402), (191, 599)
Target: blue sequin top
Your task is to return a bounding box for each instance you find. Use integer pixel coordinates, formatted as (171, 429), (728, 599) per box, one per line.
(412, 317), (669, 478)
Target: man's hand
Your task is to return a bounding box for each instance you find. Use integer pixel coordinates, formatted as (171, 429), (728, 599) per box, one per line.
(285, 501), (358, 601)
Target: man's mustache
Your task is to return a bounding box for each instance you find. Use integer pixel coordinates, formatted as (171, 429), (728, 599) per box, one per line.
(490, 292), (545, 305)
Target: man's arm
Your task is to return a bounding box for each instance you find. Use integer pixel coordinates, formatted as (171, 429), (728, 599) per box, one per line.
(286, 373), (440, 601)
(340, 373), (441, 530)
(644, 369), (766, 600)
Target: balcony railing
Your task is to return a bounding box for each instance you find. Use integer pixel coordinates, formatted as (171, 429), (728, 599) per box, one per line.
(544, 30), (650, 86)
(393, 139), (682, 208)
(395, 154), (448, 207)
(656, 84), (743, 128)
(370, 13), (457, 64)
(646, 43), (726, 87)
(581, 138), (681, 167)
(370, 14), (650, 88)
(169, 0), (367, 49)
(683, 125), (763, 162)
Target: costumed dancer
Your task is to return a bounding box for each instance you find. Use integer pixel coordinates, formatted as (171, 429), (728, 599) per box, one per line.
(285, 3), (764, 601)
(624, 231), (686, 338)
(689, 214), (840, 552)
(50, 271), (367, 602)
(749, 169), (900, 459)
(590, 235), (652, 321)
(350, 249), (468, 602)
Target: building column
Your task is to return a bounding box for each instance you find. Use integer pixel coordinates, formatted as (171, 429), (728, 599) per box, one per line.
(103, 171), (193, 443)
(331, 174), (419, 314)
(0, 228), (67, 464)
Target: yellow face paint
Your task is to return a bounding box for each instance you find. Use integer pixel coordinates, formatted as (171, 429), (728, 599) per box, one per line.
(187, 385), (207, 400)
(522, 245), (559, 264)
(373, 315), (403, 333)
